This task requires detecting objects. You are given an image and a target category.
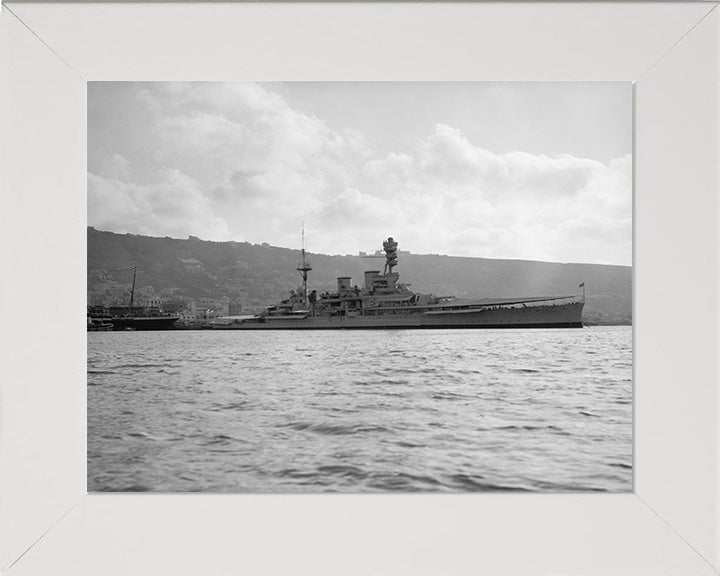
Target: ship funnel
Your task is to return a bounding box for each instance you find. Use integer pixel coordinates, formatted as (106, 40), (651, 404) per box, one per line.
(337, 277), (352, 291)
(364, 271), (380, 289)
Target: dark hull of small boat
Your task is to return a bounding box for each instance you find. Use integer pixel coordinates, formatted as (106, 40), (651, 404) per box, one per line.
(110, 317), (179, 331)
(87, 323), (114, 332)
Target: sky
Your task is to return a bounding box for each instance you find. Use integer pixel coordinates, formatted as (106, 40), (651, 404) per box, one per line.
(88, 82), (632, 265)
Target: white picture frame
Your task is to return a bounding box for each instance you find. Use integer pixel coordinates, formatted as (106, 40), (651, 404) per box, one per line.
(1, 2), (719, 574)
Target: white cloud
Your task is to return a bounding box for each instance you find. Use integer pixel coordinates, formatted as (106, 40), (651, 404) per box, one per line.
(326, 123), (631, 264)
(88, 83), (632, 265)
(88, 169), (229, 240)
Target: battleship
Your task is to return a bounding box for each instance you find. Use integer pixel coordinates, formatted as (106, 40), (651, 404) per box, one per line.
(212, 236), (585, 330)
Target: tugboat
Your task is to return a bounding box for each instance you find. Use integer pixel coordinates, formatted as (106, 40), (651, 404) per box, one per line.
(212, 236), (585, 330)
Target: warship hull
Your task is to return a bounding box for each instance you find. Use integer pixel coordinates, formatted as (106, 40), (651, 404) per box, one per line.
(213, 301), (583, 330)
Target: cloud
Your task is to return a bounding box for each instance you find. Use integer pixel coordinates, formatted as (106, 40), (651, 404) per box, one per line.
(330, 124), (631, 264)
(88, 83), (631, 265)
(88, 168), (229, 240)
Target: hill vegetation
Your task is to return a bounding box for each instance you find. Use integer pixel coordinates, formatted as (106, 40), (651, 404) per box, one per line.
(88, 228), (632, 324)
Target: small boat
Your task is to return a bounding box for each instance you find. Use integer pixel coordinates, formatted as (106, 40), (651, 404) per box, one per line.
(87, 316), (113, 331)
(88, 267), (179, 331)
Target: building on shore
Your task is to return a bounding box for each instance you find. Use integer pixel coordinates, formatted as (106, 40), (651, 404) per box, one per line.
(181, 297), (231, 324)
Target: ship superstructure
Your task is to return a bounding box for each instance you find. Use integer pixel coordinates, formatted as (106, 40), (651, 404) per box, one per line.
(212, 237), (585, 330)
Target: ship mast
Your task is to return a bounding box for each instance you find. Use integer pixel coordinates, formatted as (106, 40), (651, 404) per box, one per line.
(296, 224), (312, 305)
(129, 266), (137, 313)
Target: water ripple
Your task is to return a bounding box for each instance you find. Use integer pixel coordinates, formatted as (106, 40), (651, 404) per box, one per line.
(88, 326), (632, 492)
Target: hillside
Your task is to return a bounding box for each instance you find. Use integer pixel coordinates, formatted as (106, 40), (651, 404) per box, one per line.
(87, 228), (632, 324)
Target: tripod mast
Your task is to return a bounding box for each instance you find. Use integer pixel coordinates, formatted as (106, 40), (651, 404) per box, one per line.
(129, 266), (137, 313)
(296, 224), (312, 305)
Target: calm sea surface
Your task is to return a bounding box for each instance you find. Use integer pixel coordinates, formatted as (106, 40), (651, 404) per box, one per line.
(88, 326), (632, 492)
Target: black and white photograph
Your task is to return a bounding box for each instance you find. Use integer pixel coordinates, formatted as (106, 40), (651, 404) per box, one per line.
(87, 81), (632, 493)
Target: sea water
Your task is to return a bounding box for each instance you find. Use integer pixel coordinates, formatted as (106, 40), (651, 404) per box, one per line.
(88, 326), (632, 492)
